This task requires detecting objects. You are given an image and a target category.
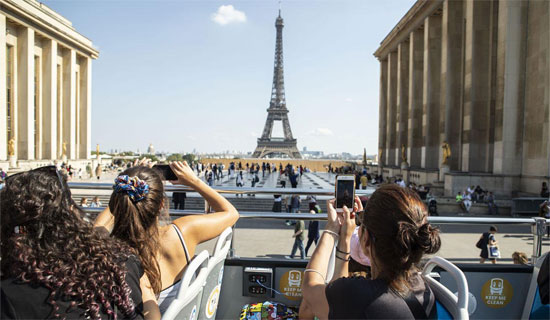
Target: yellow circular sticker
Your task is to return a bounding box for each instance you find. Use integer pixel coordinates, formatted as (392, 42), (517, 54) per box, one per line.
(205, 285), (220, 318)
(279, 270), (303, 301)
(481, 278), (513, 308)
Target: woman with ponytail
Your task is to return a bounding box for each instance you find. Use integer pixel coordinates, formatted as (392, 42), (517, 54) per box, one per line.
(0, 167), (156, 319)
(301, 184), (441, 319)
(94, 160), (239, 313)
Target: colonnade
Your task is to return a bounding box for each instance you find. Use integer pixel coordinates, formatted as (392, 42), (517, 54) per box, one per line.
(1, 5), (96, 163)
(376, 0), (531, 177)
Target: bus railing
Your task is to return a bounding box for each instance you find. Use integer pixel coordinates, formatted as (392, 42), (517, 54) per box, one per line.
(71, 183), (548, 264)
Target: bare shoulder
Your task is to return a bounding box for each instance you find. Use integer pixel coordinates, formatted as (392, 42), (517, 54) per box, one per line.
(159, 225), (183, 257)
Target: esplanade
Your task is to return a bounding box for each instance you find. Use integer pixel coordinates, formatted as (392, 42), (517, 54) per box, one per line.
(374, 0), (549, 197)
(1, 0), (97, 170)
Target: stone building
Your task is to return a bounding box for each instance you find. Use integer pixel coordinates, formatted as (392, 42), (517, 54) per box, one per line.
(1, 0), (97, 169)
(375, 0), (549, 197)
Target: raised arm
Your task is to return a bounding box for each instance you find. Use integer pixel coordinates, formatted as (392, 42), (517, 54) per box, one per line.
(169, 161), (239, 248)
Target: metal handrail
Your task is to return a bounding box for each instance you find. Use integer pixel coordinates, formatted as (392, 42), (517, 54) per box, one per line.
(68, 182), (373, 196)
(77, 183), (548, 263)
(82, 206), (547, 224)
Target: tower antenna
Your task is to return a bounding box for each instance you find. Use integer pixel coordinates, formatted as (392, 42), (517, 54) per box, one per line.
(278, 0), (282, 16)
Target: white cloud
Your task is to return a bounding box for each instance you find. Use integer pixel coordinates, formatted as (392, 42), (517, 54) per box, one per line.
(345, 98), (353, 102)
(307, 128), (334, 136)
(211, 5), (247, 26)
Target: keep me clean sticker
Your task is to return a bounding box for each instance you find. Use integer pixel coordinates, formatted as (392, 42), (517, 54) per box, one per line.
(481, 278), (513, 308)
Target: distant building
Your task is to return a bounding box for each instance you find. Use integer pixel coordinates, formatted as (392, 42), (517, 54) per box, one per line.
(375, 0), (549, 196)
(147, 143), (155, 155)
(1, 0), (98, 167)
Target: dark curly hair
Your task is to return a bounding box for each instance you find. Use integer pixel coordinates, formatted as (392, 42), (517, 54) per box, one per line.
(0, 169), (137, 319)
(109, 166), (165, 295)
(362, 184), (441, 293)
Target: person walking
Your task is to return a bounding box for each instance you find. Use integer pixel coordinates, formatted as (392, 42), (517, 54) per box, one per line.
(541, 182), (550, 198)
(540, 199), (550, 237)
(486, 192), (498, 215)
(289, 170), (299, 188)
(236, 171), (244, 197)
(286, 219), (305, 259)
(272, 194), (282, 212)
(95, 164), (102, 180)
(360, 174), (368, 190)
(478, 225), (499, 264)
(172, 192), (186, 210)
(305, 203), (321, 256)
(462, 191), (472, 213)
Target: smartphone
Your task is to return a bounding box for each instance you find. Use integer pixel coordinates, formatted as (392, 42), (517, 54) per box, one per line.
(153, 164), (178, 181)
(335, 175), (355, 212)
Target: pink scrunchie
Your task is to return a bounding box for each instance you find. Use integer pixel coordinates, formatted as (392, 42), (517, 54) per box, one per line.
(350, 226), (371, 266)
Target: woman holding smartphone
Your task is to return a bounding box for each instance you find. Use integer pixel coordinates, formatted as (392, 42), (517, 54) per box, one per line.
(301, 185), (441, 319)
(94, 160), (239, 313)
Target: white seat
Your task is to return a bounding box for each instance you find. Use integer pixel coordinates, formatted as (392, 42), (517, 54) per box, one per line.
(198, 227), (233, 320)
(162, 250), (210, 320)
(422, 256), (469, 320)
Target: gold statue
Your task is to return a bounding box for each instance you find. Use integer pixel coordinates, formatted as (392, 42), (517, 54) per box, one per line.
(8, 138), (15, 156)
(401, 144), (407, 163)
(378, 148), (382, 163)
(442, 141), (451, 165)
(96, 144), (100, 156)
(62, 142), (67, 157)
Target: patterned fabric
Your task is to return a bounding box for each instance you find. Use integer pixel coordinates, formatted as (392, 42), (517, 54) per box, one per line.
(113, 175), (149, 202)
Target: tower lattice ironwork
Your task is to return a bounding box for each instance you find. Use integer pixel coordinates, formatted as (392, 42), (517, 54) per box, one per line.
(252, 10), (301, 159)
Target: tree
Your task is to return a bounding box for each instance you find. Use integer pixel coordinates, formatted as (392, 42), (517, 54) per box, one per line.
(166, 153), (195, 163)
(142, 154), (159, 162)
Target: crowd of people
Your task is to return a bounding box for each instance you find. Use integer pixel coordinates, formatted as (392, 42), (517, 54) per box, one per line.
(1, 162), (548, 319)
(1, 161), (238, 318)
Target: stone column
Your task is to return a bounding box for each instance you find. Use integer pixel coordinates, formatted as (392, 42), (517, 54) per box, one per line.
(440, 0), (464, 171)
(397, 41), (410, 166)
(79, 57), (92, 159)
(63, 49), (76, 160)
(462, 0), (494, 172)
(378, 59), (388, 170)
(42, 39), (57, 160)
(408, 28), (424, 168)
(422, 14), (442, 170)
(17, 27), (35, 160)
(0, 15), (6, 160)
(386, 51), (398, 167)
(493, 0), (527, 175)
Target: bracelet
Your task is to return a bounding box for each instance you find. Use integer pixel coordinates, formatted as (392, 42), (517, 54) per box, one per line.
(335, 254), (351, 262)
(304, 269), (326, 282)
(336, 247), (351, 255)
(323, 230), (339, 238)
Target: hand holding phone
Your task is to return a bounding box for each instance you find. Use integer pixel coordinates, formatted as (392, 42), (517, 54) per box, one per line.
(153, 164), (178, 181)
(335, 175), (355, 212)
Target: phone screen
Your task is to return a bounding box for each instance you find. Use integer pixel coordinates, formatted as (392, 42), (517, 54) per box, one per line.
(153, 165), (178, 181)
(336, 179), (355, 209)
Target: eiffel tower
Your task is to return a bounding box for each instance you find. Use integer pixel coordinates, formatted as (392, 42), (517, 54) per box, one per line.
(252, 10), (301, 159)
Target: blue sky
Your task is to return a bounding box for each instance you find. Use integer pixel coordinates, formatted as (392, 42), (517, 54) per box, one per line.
(45, 0), (415, 155)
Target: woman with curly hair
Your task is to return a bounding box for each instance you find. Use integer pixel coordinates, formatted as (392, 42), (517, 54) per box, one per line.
(301, 184), (441, 319)
(0, 166), (159, 319)
(94, 161), (239, 313)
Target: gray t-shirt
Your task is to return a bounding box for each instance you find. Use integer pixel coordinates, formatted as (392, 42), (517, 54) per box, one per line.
(325, 273), (435, 319)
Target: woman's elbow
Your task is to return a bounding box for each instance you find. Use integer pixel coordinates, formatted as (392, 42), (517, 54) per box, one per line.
(228, 208), (240, 226)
